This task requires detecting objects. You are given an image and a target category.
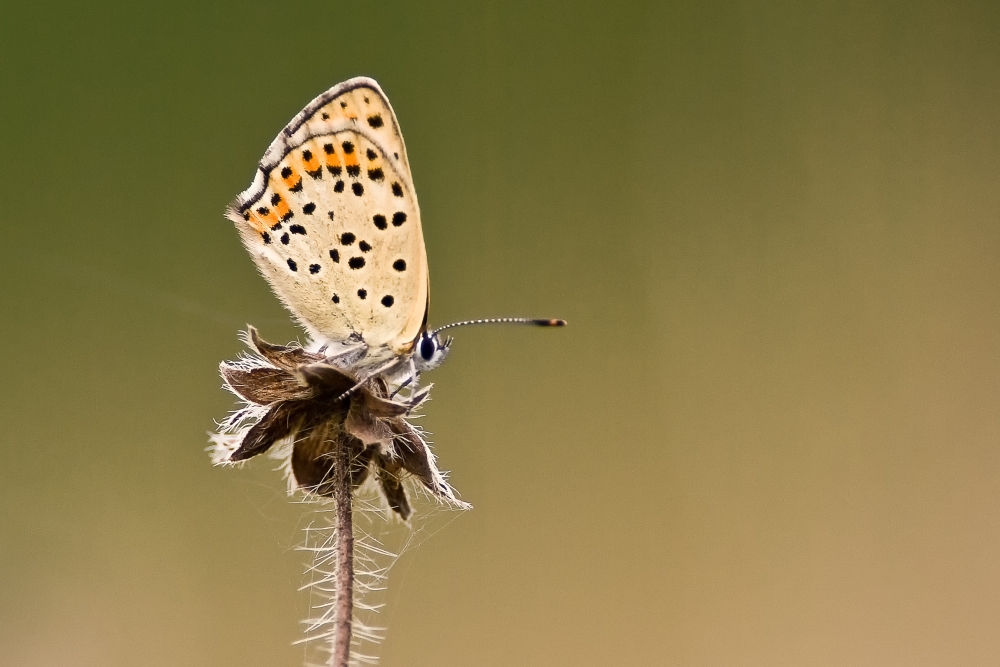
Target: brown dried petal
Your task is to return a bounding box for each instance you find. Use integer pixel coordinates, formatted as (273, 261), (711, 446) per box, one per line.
(375, 456), (412, 520)
(389, 419), (453, 500)
(230, 402), (305, 461)
(221, 364), (315, 405)
(351, 444), (376, 489)
(291, 427), (337, 496)
(345, 401), (394, 445)
(361, 391), (410, 418)
(296, 362), (357, 395)
(248, 326), (325, 371)
(291, 429), (369, 496)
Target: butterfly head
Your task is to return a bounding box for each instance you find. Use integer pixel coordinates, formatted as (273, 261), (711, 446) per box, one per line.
(413, 330), (452, 371)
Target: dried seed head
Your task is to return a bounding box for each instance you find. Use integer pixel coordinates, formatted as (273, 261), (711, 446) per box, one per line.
(214, 326), (469, 516)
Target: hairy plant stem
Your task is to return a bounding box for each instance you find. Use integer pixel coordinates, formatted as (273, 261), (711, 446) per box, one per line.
(331, 432), (354, 667)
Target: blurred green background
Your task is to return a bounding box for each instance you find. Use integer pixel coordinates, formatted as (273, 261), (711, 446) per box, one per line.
(2, 1), (999, 665)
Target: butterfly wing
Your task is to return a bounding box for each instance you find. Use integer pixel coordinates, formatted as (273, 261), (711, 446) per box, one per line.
(227, 77), (428, 357)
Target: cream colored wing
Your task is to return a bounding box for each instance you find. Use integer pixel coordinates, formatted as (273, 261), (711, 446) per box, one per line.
(227, 78), (427, 356)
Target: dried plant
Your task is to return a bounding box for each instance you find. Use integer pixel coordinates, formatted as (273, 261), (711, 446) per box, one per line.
(211, 326), (468, 665)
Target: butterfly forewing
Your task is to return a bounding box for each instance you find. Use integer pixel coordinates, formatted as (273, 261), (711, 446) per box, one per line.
(228, 78), (427, 356)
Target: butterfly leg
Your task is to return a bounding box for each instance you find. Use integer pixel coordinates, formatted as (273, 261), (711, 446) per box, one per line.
(388, 357), (422, 396)
(405, 357), (419, 393)
(403, 359), (435, 409)
(388, 376), (412, 399)
(323, 342), (368, 369)
(332, 358), (405, 404)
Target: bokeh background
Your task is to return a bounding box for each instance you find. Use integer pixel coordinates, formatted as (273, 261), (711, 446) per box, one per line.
(2, 1), (999, 665)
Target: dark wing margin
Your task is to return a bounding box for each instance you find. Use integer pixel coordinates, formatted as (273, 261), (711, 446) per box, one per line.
(226, 76), (412, 217)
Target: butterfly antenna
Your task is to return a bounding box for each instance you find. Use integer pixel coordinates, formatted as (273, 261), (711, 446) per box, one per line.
(431, 318), (566, 335)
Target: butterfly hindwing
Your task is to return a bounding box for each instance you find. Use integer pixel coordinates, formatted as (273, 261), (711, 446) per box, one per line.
(228, 78), (428, 356)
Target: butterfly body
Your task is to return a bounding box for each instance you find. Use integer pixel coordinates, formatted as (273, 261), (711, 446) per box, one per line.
(228, 78), (564, 400)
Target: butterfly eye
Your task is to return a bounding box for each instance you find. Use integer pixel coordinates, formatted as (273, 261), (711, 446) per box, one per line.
(419, 335), (437, 361)
(414, 332), (450, 372)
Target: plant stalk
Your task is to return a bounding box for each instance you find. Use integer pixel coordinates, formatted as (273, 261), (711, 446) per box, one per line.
(332, 434), (354, 667)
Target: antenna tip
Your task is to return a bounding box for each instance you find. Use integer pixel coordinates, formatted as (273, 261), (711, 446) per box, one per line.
(537, 319), (567, 327)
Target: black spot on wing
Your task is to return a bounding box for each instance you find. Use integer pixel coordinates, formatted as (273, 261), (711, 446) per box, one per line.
(332, 293), (340, 303)
(303, 203), (315, 214)
(309, 264), (321, 274)
(352, 182), (364, 196)
(342, 141), (355, 154)
(281, 167), (292, 178)
(334, 180), (344, 193)
(392, 259), (406, 271)
(281, 233), (289, 245)
(366, 148), (378, 160)
(290, 225), (306, 235)
(381, 295), (394, 307)
(367, 114), (383, 128)
(287, 259), (297, 271)
(261, 232), (271, 244)
(329, 249), (340, 262)
(391, 182), (403, 197)
(392, 212), (407, 226)
(271, 193), (282, 206)
(373, 215), (387, 230)
(348, 257), (365, 269)
(340, 233), (355, 245)
(359, 241), (371, 252)
(357, 288), (367, 299)
(368, 168), (384, 181)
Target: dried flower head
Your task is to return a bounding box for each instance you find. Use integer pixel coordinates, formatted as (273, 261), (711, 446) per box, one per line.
(211, 326), (467, 519)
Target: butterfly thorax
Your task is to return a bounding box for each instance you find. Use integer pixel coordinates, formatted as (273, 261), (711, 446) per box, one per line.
(311, 329), (449, 392)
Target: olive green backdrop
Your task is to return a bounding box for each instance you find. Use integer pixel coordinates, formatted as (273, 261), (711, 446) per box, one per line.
(1, 1), (999, 665)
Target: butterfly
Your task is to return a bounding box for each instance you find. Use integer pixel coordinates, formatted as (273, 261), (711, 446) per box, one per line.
(226, 76), (564, 398)
(214, 79), (565, 667)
